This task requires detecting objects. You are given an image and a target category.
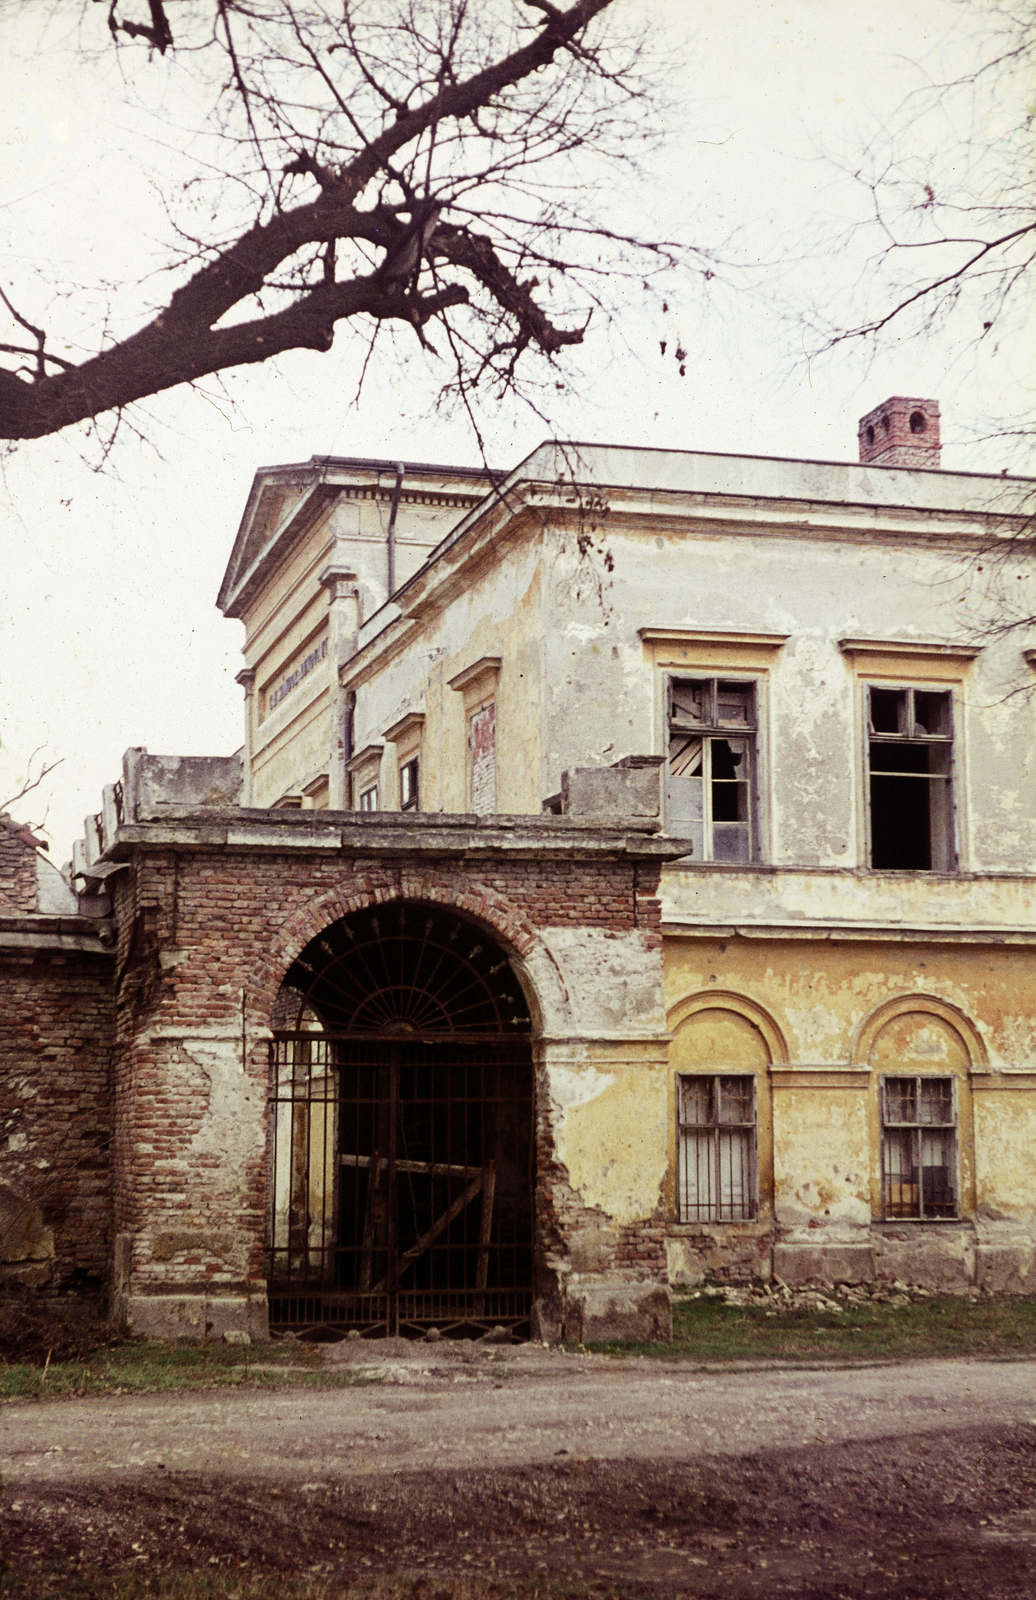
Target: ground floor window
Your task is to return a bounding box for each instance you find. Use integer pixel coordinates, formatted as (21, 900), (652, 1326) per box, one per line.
(677, 1074), (757, 1221)
(882, 1075), (958, 1219)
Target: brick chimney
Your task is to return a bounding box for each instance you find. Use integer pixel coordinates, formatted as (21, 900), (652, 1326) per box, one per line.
(858, 397), (941, 468)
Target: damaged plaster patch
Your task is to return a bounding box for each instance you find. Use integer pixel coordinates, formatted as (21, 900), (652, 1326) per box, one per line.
(541, 928), (666, 1033)
(0, 1181), (54, 1267)
(180, 1039), (260, 1192)
(782, 1004), (846, 1063)
(989, 1014), (1036, 1072)
(563, 620), (607, 645)
(152, 1230), (243, 1267)
(547, 1058), (667, 1226)
(902, 1025), (952, 1062)
(548, 1061), (616, 1131)
(974, 1096), (1036, 1222)
(520, 943), (574, 1035)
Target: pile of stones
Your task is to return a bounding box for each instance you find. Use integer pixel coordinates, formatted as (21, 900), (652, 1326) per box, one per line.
(680, 1278), (981, 1316)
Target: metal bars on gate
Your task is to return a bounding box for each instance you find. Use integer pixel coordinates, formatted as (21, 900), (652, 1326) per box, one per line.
(266, 1033), (534, 1334)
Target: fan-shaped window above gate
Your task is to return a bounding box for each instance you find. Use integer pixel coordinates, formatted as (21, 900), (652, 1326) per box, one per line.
(281, 901), (531, 1037)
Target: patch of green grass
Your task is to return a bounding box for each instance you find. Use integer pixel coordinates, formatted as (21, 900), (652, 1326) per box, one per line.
(0, 1338), (371, 1401)
(585, 1293), (1036, 1363)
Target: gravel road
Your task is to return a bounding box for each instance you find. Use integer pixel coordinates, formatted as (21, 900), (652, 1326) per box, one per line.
(3, 1344), (1036, 1596)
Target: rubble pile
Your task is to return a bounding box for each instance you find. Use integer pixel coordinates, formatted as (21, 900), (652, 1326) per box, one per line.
(681, 1279), (982, 1316)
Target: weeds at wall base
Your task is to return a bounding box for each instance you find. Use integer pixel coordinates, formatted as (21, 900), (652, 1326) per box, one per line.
(3, 1292), (1036, 1400)
(582, 1290), (1036, 1362)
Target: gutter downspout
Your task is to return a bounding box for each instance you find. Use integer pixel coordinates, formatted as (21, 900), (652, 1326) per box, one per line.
(386, 462), (405, 599)
(343, 689), (356, 790)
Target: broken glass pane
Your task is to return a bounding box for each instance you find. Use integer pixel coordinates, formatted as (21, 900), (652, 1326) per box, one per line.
(716, 682), (753, 726)
(869, 687), (904, 734)
(711, 739), (749, 821)
(718, 1077), (754, 1124)
(680, 1076), (713, 1125)
(914, 690), (952, 737)
(670, 735), (704, 783)
(667, 734), (704, 855)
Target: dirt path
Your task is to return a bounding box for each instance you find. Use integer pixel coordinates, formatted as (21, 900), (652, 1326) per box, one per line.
(3, 1345), (1036, 1595)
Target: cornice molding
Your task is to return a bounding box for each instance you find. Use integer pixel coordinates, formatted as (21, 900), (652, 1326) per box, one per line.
(383, 711), (426, 744)
(639, 628), (789, 650)
(447, 656), (503, 693)
(345, 742), (384, 775)
(839, 637), (982, 662)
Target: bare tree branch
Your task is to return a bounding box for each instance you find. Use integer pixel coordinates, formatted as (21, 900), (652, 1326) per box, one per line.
(1, 749), (64, 816)
(802, 0), (1036, 414)
(0, 0), (705, 443)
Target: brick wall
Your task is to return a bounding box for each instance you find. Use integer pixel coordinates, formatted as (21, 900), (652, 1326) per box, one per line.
(0, 947), (114, 1287)
(112, 841), (664, 1303)
(0, 819), (40, 913)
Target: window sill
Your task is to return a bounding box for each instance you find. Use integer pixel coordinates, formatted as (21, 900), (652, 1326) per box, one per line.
(669, 1220), (770, 1236)
(872, 1217), (967, 1228)
(665, 858), (978, 880)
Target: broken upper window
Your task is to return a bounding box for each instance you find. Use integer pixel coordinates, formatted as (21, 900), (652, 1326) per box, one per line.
(399, 756), (419, 812)
(666, 678), (756, 861)
(677, 1074), (758, 1222)
(882, 1076), (958, 1220)
(867, 686), (954, 871)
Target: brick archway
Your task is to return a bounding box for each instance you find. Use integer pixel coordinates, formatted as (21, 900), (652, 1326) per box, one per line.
(264, 896), (538, 1336)
(247, 872), (563, 1039)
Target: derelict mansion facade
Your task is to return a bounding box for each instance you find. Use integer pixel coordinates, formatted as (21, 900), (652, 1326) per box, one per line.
(3, 395), (1036, 1343)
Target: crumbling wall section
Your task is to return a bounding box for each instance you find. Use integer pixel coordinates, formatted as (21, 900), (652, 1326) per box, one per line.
(110, 826), (673, 1341)
(0, 945), (114, 1290)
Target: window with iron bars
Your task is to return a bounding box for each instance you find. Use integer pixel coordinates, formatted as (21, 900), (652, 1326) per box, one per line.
(677, 1074), (758, 1221)
(666, 678), (757, 861)
(881, 1075), (959, 1220)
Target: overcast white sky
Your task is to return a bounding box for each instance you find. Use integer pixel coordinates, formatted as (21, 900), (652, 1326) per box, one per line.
(1, 0), (1032, 864)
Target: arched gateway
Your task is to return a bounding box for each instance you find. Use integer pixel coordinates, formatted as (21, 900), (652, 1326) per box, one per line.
(266, 901), (534, 1336)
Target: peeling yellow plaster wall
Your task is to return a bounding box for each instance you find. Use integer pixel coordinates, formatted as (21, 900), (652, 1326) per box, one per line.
(548, 1057), (668, 1225)
(253, 686), (331, 805)
(974, 1092), (1036, 1222)
(663, 936), (1036, 1073)
(662, 938), (1036, 1222)
(773, 1087), (871, 1225)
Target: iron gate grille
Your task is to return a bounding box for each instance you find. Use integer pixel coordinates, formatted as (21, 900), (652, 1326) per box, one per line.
(266, 1033), (534, 1334)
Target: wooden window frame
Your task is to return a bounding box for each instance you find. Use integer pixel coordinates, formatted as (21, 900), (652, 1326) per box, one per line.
(676, 1072), (759, 1222)
(865, 684), (956, 872)
(399, 756), (419, 812)
(880, 1074), (960, 1221)
(665, 675), (759, 862)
